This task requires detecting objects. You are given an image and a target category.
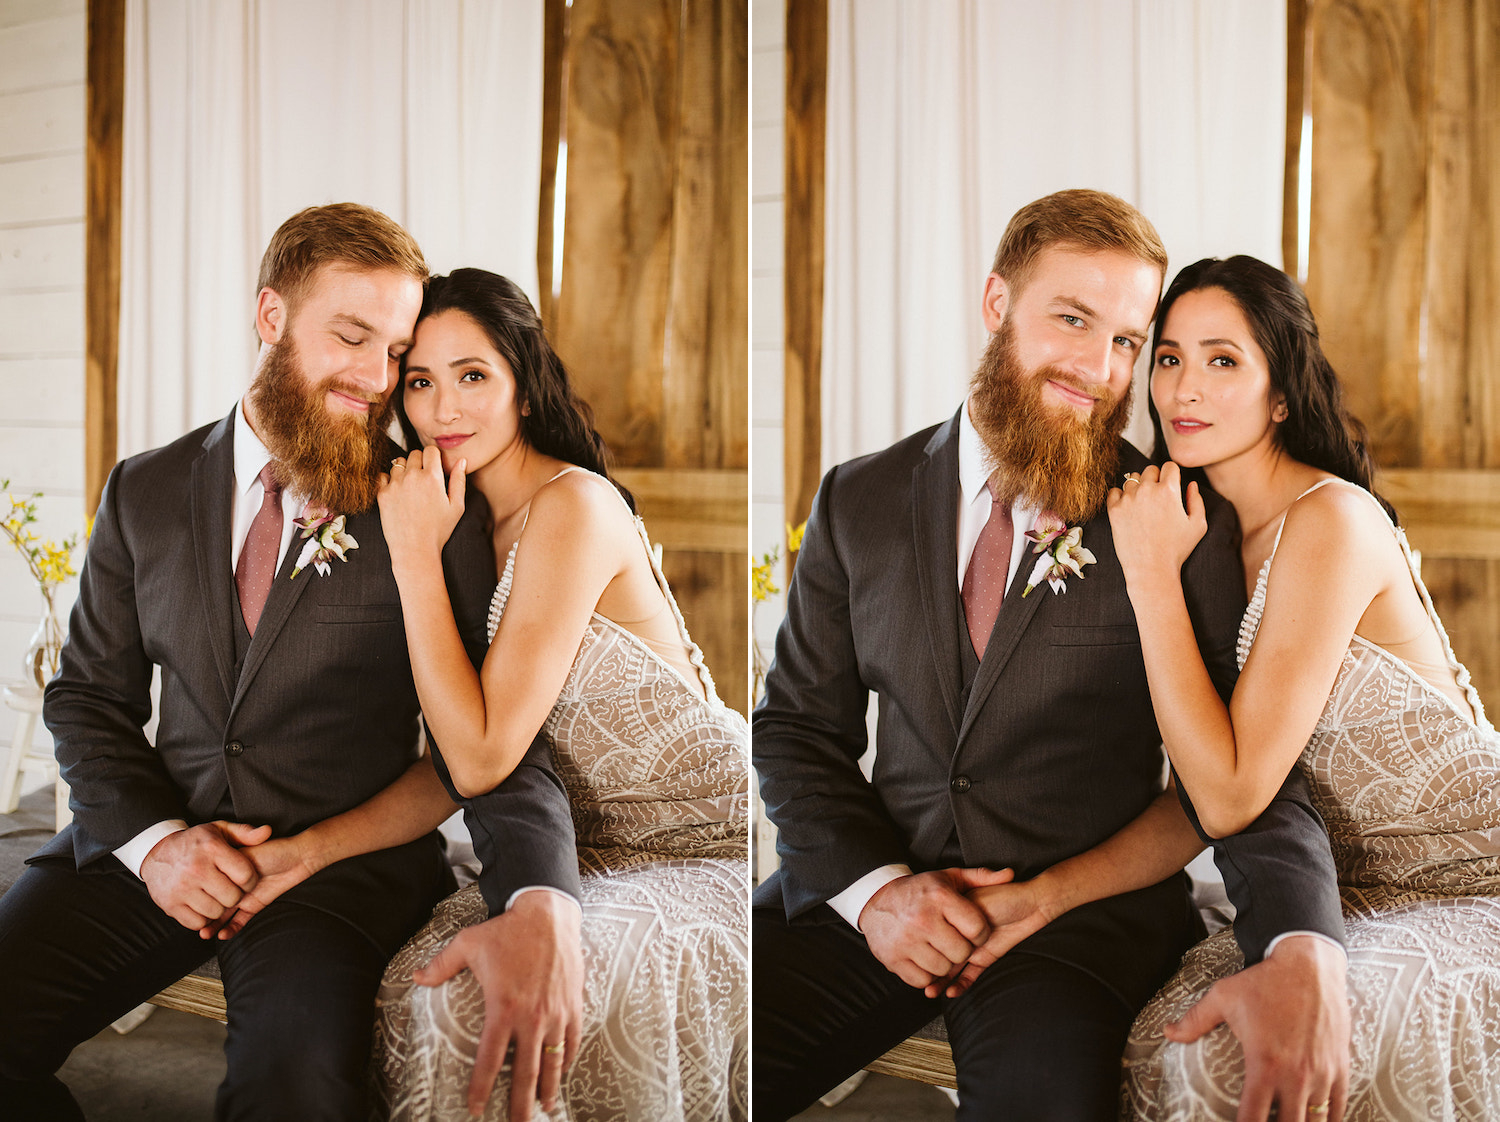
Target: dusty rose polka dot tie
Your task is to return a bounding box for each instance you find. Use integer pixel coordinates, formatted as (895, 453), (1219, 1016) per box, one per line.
(961, 482), (1014, 658)
(235, 464), (283, 636)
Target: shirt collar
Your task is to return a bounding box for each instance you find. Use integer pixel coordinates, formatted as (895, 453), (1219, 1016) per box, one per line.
(959, 396), (1042, 527)
(958, 397), (991, 512)
(234, 399), (309, 512)
(234, 398), (273, 497)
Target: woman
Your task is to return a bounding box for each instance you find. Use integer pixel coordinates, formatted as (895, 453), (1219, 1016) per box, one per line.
(1111, 256), (1500, 1120)
(372, 269), (748, 1121)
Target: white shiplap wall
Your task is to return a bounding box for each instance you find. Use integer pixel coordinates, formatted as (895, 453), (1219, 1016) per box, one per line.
(0, 0), (87, 754)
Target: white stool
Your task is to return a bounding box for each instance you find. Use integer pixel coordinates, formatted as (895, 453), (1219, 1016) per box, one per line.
(2, 684), (70, 832)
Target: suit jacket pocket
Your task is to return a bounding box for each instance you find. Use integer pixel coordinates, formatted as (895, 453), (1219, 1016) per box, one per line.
(1048, 624), (1138, 647)
(313, 603), (403, 625)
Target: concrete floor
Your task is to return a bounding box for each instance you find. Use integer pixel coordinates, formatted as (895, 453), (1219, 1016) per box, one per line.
(790, 1071), (957, 1120)
(59, 1008), (226, 1121)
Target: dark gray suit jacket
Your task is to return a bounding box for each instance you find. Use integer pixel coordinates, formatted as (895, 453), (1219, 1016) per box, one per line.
(38, 409), (580, 947)
(754, 411), (1343, 1007)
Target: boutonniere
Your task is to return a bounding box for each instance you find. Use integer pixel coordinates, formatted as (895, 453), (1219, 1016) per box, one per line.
(290, 504), (358, 578)
(1022, 514), (1096, 596)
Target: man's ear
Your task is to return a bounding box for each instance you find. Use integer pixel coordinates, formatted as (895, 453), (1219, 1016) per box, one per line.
(981, 273), (1009, 334)
(255, 287), (288, 346)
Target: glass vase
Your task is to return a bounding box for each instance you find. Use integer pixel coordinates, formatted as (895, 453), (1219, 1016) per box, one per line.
(20, 592), (64, 694)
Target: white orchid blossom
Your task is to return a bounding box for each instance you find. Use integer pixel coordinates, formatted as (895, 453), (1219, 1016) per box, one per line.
(290, 506), (359, 578)
(1022, 515), (1097, 597)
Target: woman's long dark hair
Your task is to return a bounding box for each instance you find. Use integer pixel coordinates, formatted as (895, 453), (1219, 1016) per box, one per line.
(398, 268), (634, 511)
(1148, 255), (1395, 520)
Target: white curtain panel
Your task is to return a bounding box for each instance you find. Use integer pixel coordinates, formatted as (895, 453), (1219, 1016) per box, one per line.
(118, 0), (544, 459)
(822, 0), (1287, 467)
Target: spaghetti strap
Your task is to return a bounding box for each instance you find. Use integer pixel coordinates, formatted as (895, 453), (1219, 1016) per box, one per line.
(504, 466), (723, 706)
(1254, 478), (1488, 726)
(517, 465), (592, 536)
(1267, 478), (1369, 558)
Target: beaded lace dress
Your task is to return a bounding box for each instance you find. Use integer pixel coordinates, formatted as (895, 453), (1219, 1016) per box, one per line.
(374, 469), (749, 1121)
(1123, 480), (1500, 1121)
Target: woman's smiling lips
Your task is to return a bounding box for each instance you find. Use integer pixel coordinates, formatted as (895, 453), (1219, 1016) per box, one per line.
(432, 434), (472, 450)
(1169, 416), (1210, 434)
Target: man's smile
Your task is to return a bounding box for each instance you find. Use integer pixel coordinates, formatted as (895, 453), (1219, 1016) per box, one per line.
(1044, 379), (1100, 411)
(327, 388), (374, 414)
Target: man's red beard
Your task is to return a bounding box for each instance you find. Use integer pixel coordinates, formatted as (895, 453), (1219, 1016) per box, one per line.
(246, 333), (393, 514)
(968, 318), (1133, 525)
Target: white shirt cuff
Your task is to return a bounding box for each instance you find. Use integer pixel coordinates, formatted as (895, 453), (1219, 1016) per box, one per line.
(113, 820), (189, 879)
(828, 864), (913, 930)
(505, 884), (583, 914)
(1264, 930), (1348, 960)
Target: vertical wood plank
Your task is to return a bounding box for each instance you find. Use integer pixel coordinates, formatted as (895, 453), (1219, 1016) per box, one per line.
(1307, 0), (1500, 703)
(536, 0), (567, 329)
(1422, 0), (1500, 468)
(783, 0), (825, 536)
(1283, 0), (1309, 276)
(1413, 0), (1500, 704)
(84, 0), (123, 517)
(1305, 0), (1428, 466)
(553, 0), (678, 468)
(1471, 0), (1500, 469)
(544, 0), (748, 715)
(663, 0), (748, 473)
(660, 0), (749, 713)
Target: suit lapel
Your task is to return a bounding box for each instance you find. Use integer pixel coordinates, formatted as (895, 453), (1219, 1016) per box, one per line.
(230, 503), (316, 715)
(958, 549), (1045, 744)
(189, 413), (239, 704)
(912, 414), (964, 736)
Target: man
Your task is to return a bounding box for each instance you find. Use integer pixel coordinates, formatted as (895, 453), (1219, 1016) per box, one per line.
(753, 190), (1350, 1120)
(0, 204), (581, 1120)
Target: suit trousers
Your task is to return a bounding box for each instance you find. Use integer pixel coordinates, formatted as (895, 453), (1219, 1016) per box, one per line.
(0, 859), (404, 1121)
(752, 902), (1137, 1121)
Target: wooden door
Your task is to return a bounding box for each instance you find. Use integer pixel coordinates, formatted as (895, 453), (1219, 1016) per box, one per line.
(542, 0), (749, 713)
(1302, 0), (1500, 702)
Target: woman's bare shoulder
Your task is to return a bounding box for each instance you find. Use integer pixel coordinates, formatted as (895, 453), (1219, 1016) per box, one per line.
(1274, 478), (1403, 584)
(525, 467), (637, 544)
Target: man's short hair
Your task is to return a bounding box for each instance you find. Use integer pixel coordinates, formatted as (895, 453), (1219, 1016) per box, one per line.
(256, 203), (428, 316)
(991, 189), (1167, 296)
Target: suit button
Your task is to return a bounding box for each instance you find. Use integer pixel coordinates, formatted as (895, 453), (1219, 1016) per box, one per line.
(226, 741), (244, 757)
(951, 775), (971, 793)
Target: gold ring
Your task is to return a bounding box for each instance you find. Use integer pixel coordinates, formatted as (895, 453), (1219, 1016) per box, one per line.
(543, 1042), (565, 1055)
(1308, 1102), (1330, 1117)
